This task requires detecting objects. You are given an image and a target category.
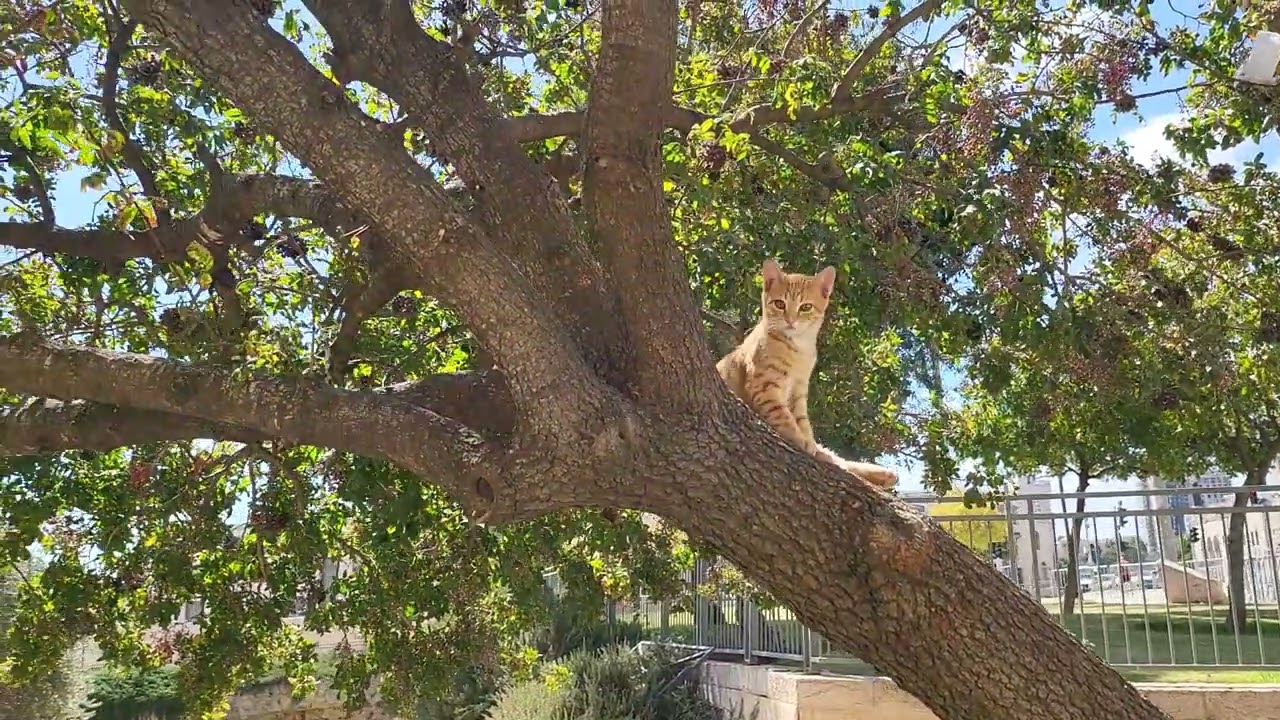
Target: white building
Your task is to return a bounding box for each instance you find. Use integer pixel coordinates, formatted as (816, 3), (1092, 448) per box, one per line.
(1007, 476), (1058, 594)
(1189, 500), (1280, 603)
(1188, 471), (1234, 507)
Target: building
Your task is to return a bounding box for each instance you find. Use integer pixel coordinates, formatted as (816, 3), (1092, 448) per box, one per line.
(1162, 471), (1235, 538)
(1188, 497), (1280, 603)
(1007, 476), (1058, 595)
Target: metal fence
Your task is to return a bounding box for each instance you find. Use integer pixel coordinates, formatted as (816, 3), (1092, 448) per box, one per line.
(614, 483), (1280, 672)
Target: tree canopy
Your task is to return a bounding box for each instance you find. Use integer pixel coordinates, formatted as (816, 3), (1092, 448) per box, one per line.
(4, 0), (1280, 719)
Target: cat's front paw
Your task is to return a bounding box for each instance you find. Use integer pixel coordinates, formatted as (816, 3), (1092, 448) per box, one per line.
(841, 460), (899, 489)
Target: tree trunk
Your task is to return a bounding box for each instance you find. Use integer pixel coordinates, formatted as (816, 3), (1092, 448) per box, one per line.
(1061, 476), (1091, 615)
(642, 416), (1170, 720)
(1226, 462), (1270, 632)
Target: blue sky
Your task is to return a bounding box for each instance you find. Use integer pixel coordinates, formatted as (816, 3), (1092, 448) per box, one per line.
(5, 1), (1276, 536)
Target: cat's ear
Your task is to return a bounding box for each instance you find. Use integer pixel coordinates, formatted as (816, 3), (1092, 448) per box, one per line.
(761, 258), (783, 291)
(816, 266), (836, 299)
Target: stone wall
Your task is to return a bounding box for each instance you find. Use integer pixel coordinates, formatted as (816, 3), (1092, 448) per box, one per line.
(225, 681), (394, 720)
(699, 661), (1280, 720)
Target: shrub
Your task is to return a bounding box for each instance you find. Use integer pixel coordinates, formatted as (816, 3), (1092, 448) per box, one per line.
(81, 665), (184, 720)
(81, 651), (344, 720)
(531, 593), (647, 662)
(485, 679), (564, 720)
(486, 644), (728, 720)
(413, 665), (502, 720)
(1, 561), (74, 720)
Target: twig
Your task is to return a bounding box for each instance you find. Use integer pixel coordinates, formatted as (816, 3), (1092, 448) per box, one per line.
(832, 0), (943, 99)
(781, 0), (830, 60)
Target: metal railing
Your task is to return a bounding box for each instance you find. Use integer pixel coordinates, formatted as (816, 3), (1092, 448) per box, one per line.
(616, 483), (1280, 672)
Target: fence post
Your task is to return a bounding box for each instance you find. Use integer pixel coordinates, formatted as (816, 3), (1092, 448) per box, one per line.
(743, 596), (755, 663)
(659, 597), (669, 637)
(802, 626), (812, 671)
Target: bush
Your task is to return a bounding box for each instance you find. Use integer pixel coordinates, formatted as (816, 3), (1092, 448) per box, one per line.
(485, 679), (564, 720)
(413, 665), (502, 720)
(531, 594), (647, 662)
(81, 651), (344, 720)
(81, 665), (184, 720)
(0, 562), (74, 720)
(487, 644), (728, 720)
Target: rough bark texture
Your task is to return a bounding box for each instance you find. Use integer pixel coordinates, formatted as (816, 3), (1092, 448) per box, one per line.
(0, 1), (1173, 719)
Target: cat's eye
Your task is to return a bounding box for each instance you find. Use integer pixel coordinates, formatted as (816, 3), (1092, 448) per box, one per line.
(799, 303), (814, 312)
(771, 299), (786, 310)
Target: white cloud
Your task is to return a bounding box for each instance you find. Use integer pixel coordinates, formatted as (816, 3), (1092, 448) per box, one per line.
(1119, 112), (1268, 168)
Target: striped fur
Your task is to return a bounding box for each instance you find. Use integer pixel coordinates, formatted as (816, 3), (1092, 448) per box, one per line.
(716, 258), (897, 488)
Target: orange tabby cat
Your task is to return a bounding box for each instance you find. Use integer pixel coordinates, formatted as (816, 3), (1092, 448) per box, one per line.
(716, 258), (898, 488)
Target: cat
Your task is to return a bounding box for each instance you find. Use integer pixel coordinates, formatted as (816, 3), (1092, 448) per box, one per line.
(716, 258), (898, 488)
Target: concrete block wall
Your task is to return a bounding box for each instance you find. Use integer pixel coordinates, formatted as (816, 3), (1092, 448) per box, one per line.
(699, 661), (1280, 720)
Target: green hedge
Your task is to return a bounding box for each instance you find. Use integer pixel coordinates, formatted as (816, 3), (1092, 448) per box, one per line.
(81, 652), (340, 720)
(81, 666), (185, 720)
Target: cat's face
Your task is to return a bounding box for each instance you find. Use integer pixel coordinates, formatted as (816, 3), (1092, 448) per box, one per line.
(759, 258), (836, 338)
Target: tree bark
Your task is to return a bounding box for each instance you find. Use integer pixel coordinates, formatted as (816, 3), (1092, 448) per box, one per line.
(1061, 475), (1091, 615)
(640, 411), (1167, 720)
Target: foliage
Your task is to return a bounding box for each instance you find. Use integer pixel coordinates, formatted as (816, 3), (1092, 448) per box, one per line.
(927, 490), (1008, 553)
(80, 651), (342, 720)
(0, 560), (73, 720)
(82, 664), (184, 720)
(5, 0), (1280, 715)
(488, 645), (726, 720)
(530, 589), (648, 662)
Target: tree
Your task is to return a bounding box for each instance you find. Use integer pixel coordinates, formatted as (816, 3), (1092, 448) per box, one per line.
(927, 490), (1008, 555)
(930, 292), (1159, 615)
(0, 559), (72, 720)
(11, 0), (1265, 718)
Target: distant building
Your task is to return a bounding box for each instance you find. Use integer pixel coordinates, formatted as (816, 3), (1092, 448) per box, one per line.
(1164, 471), (1236, 537)
(1007, 476), (1058, 594)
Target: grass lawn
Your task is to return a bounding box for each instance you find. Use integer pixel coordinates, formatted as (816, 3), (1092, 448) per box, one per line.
(624, 600), (1280, 683)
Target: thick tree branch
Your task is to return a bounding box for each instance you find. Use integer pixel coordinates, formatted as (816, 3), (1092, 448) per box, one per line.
(0, 174), (330, 264)
(124, 0), (610, 435)
(582, 0), (719, 407)
(302, 0), (633, 387)
(0, 399), (263, 455)
(0, 335), (503, 514)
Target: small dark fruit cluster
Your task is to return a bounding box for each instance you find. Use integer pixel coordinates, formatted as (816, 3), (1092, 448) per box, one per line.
(1206, 163), (1235, 184)
(242, 221), (268, 241)
(715, 61), (745, 81)
(392, 294), (417, 315)
(249, 501), (290, 533)
(233, 122), (258, 142)
(127, 54), (163, 87)
(699, 141), (729, 173)
(160, 307), (186, 335)
(12, 183), (35, 203)
(277, 233), (306, 259)
(826, 11), (851, 35)
(443, 0), (468, 20)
